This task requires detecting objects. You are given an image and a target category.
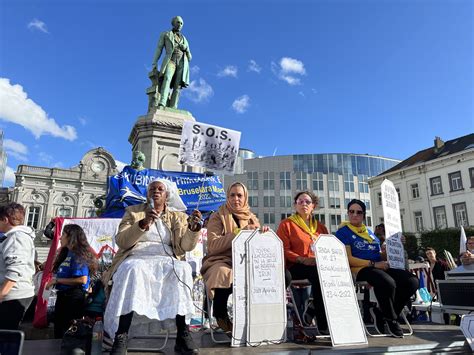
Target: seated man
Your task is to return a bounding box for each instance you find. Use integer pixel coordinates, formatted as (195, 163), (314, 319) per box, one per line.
(102, 179), (202, 355)
(460, 235), (474, 268)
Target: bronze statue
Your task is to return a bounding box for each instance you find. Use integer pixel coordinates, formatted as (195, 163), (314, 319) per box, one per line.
(150, 16), (192, 110)
(130, 151), (146, 170)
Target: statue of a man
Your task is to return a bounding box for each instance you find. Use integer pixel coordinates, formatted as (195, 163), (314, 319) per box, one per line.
(151, 16), (192, 110)
(130, 151), (146, 170)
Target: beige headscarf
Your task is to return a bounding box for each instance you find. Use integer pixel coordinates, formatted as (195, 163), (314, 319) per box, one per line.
(219, 182), (254, 233)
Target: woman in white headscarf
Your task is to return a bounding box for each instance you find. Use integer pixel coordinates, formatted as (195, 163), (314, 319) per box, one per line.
(103, 179), (202, 355)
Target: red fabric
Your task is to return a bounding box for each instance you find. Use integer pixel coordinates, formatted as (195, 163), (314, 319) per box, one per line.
(33, 217), (64, 328)
(276, 218), (329, 268)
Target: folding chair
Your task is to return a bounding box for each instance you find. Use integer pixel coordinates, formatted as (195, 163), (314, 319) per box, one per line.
(354, 281), (413, 337)
(287, 279), (330, 339)
(0, 330), (24, 355)
(204, 287), (231, 344)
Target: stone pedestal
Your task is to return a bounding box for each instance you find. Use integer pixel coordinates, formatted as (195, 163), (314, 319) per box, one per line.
(129, 108), (202, 172)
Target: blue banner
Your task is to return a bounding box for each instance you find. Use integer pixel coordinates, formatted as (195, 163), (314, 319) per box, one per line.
(102, 166), (226, 218)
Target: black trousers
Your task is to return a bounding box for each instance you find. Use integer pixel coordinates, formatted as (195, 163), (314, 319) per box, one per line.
(0, 297), (33, 330)
(356, 267), (419, 321)
(212, 287), (233, 319)
(116, 313), (187, 336)
(288, 263), (328, 330)
(54, 288), (86, 338)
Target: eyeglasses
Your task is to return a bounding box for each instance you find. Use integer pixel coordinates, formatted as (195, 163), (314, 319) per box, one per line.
(348, 209), (364, 215)
(296, 199), (313, 205)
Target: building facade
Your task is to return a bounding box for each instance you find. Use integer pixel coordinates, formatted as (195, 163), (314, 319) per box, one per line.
(10, 147), (117, 232)
(369, 134), (474, 233)
(0, 130), (7, 186)
(225, 153), (399, 233)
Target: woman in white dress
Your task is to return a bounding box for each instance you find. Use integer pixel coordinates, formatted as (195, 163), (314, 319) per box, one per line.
(103, 179), (202, 355)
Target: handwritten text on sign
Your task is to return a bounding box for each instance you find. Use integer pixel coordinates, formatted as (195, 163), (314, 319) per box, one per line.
(251, 244), (280, 304)
(179, 121), (241, 174)
(381, 179), (405, 269)
(313, 235), (367, 346)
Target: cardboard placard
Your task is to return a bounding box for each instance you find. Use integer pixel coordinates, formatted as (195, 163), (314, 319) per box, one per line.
(381, 179), (405, 269)
(231, 230), (256, 347)
(245, 230), (286, 345)
(313, 235), (367, 347)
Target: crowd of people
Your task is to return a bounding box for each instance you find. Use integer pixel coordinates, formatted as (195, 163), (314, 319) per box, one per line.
(1, 180), (473, 354)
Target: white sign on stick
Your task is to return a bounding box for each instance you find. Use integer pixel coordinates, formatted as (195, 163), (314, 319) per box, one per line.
(246, 230), (286, 345)
(381, 179), (406, 269)
(231, 230), (256, 347)
(313, 235), (367, 347)
(179, 121), (241, 174)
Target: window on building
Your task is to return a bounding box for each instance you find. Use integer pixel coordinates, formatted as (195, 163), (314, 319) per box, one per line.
(361, 199), (371, 210)
(280, 172), (291, 190)
(377, 192), (382, 206)
(248, 194), (258, 208)
(470, 167), (474, 188)
(263, 195), (275, 207)
(279, 195), (292, 208)
(430, 176), (443, 195)
(453, 202), (469, 227)
(330, 214), (341, 232)
(318, 196), (325, 208)
(264, 213), (275, 224)
(344, 198), (351, 209)
(85, 208), (97, 218)
(296, 172), (308, 191)
(433, 206), (447, 229)
(396, 187), (401, 202)
(400, 213), (405, 231)
(281, 213), (292, 221)
(411, 183), (420, 199)
(247, 172), (259, 190)
(358, 174), (369, 193)
(364, 216), (372, 227)
(328, 172), (339, 192)
(263, 171), (275, 190)
(312, 172), (324, 191)
(58, 207), (73, 218)
(414, 211), (424, 232)
(26, 206), (41, 229)
(315, 213), (325, 224)
(448, 171), (463, 192)
(329, 197), (341, 209)
(344, 172), (355, 192)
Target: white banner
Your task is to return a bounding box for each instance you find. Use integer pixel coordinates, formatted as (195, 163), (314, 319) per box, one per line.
(381, 179), (405, 270)
(179, 121), (241, 174)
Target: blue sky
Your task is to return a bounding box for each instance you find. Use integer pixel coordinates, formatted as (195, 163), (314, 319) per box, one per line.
(1, 0), (473, 186)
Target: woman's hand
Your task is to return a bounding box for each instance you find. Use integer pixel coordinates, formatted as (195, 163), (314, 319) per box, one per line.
(45, 277), (57, 290)
(140, 207), (160, 230)
(260, 225), (269, 233)
(297, 256), (316, 266)
(374, 261), (389, 270)
(188, 210), (203, 232)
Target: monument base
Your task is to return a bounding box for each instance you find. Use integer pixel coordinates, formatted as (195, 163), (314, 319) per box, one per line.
(129, 109), (202, 172)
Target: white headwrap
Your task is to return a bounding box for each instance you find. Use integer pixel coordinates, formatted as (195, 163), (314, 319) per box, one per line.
(148, 178), (187, 212)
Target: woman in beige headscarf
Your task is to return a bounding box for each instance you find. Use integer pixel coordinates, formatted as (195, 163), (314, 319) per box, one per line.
(201, 182), (266, 333)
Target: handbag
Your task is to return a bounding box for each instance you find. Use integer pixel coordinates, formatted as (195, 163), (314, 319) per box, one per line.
(60, 318), (93, 355)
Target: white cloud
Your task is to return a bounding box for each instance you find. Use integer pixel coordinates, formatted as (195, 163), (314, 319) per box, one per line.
(184, 78), (214, 103)
(3, 166), (15, 186)
(115, 160), (127, 172)
(298, 91), (305, 97)
(0, 78), (77, 140)
(38, 152), (53, 165)
(190, 65), (200, 75)
(272, 57), (306, 86)
(280, 57), (306, 75)
(232, 95), (250, 114)
(218, 65), (238, 78)
(4, 139), (28, 161)
(27, 18), (49, 34)
(248, 60), (261, 73)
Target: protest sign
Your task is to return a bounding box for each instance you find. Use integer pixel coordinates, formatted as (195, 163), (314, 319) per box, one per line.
(231, 230), (256, 347)
(179, 121), (241, 174)
(103, 166), (226, 217)
(381, 179), (405, 269)
(246, 230), (286, 345)
(313, 235), (367, 347)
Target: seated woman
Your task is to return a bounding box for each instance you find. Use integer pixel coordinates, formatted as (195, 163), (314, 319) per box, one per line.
(276, 191), (329, 333)
(335, 199), (418, 338)
(102, 179), (202, 355)
(45, 224), (98, 338)
(201, 182), (266, 333)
